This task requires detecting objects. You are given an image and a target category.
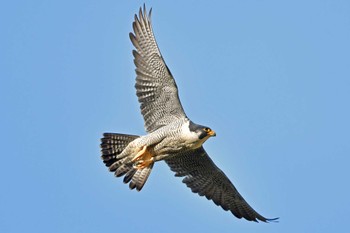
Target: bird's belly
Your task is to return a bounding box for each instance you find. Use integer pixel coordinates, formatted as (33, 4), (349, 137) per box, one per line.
(153, 138), (196, 158)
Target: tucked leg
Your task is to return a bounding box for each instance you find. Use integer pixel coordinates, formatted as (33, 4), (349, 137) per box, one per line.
(132, 146), (154, 169)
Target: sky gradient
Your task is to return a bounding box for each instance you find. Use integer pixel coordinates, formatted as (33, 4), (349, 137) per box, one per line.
(1, 1), (350, 232)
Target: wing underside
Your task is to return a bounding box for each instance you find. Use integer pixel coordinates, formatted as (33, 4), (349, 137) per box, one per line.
(165, 147), (278, 222)
(130, 5), (186, 133)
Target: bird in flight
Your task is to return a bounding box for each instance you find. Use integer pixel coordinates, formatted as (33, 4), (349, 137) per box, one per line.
(101, 5), (278, 222)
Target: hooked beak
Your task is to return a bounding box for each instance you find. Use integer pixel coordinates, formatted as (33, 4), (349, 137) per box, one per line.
(208, 130), (216, 137)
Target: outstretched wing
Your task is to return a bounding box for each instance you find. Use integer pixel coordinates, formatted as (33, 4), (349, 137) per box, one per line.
(165, 147), (278, 222)
(130, 6), (186, 133)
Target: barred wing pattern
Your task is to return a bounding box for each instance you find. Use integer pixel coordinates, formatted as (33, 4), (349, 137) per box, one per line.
(130, 6), (186, 133)
(165, 147), (278, 222)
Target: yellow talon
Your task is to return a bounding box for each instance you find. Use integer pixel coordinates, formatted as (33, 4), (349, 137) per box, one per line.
(132, 146), (147, 162)
(132, 146), (154, 169)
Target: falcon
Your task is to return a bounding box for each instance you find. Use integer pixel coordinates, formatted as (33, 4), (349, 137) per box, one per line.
(101, 5), (278, 222)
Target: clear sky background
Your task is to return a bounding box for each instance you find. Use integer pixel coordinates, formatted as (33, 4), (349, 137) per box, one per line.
(1, 1), (350, 232)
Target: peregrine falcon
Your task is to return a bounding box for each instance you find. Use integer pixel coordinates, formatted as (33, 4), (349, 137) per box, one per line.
(101, 5), (278, 222)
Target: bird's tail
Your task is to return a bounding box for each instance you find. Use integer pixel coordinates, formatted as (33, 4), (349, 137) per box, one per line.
(100, 133), (154, 191)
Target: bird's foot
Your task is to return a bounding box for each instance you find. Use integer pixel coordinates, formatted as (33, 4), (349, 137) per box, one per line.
(132, 146), (154, 169)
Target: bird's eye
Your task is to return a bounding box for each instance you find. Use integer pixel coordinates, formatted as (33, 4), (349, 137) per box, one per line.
(204, 128), (211, 132)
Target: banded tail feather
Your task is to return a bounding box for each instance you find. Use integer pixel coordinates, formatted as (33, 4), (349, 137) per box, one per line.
(100, 133), (153, 191)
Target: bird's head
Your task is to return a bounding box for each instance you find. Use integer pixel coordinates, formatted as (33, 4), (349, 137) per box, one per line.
(189, 121), (216, 141)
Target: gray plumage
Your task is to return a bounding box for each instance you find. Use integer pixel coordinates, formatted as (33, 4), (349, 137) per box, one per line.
(165, 147), (274, 222)
(100, 4), (278, 222)
(130, 6), (186, 133)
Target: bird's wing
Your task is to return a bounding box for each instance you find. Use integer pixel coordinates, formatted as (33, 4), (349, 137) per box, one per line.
(165, 147), (278, 222)
(130, 6), (186, 133)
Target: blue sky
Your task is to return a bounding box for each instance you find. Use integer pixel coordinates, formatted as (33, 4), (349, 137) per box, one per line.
(1, 0), (350, 232)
